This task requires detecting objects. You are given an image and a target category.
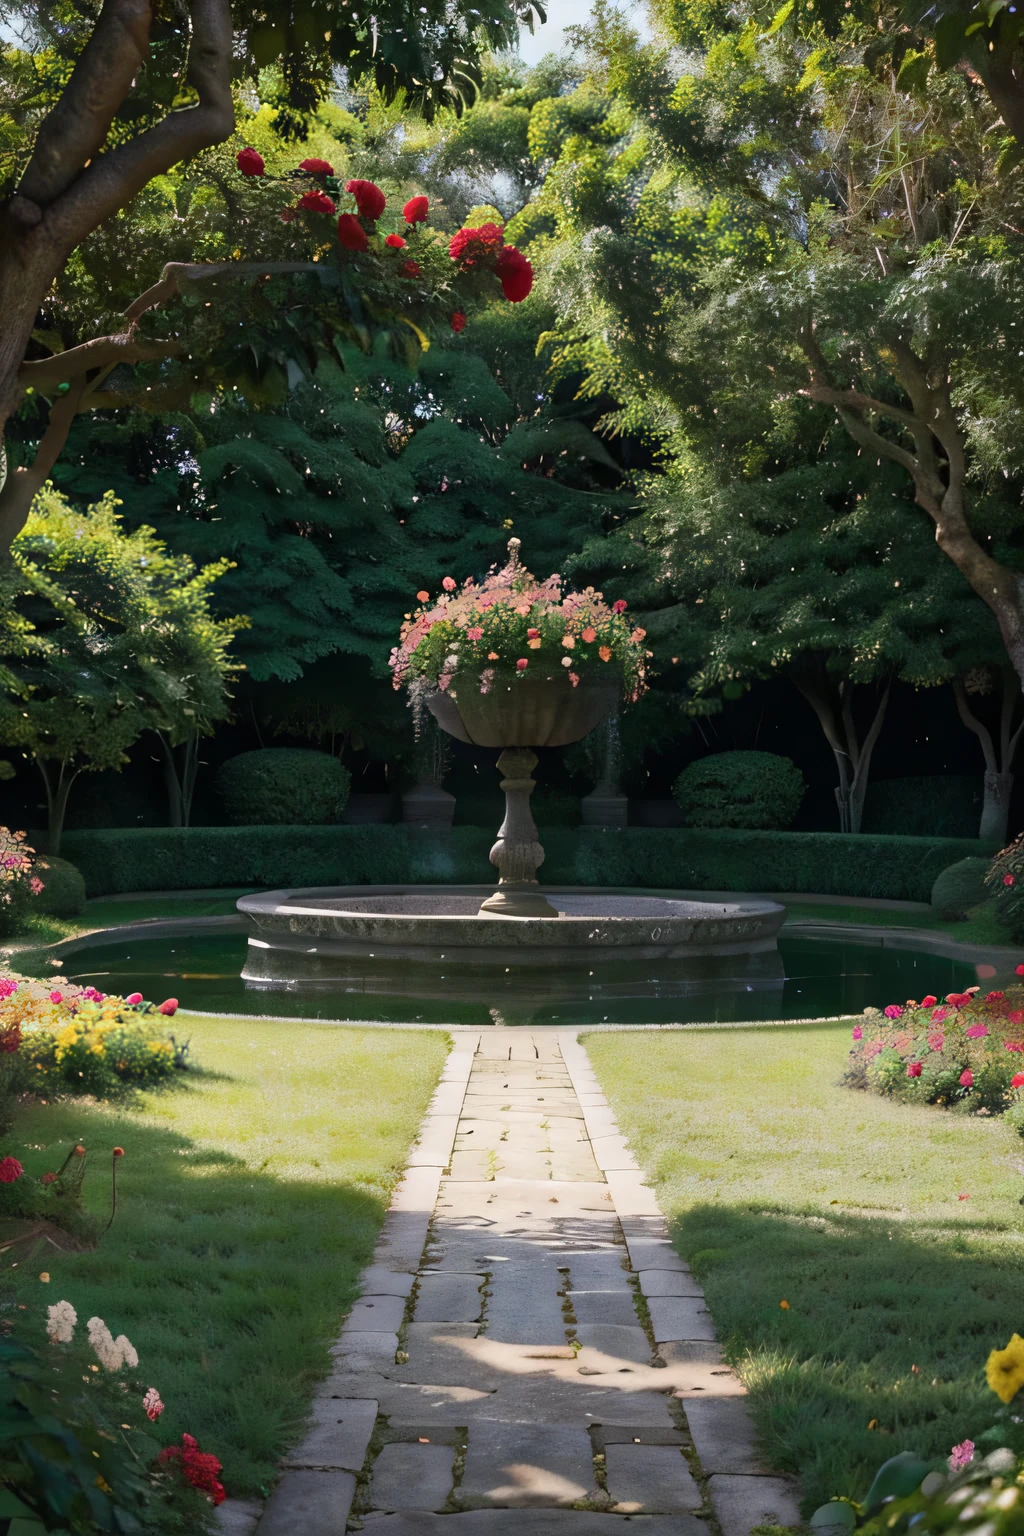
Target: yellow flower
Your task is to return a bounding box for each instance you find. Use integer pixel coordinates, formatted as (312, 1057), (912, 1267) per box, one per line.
(986, 1334), (1024, 1403)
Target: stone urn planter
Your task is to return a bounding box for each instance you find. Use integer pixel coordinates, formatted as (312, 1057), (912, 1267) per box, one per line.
(427, 678), (618, 916)
(391, 538), (648, 919)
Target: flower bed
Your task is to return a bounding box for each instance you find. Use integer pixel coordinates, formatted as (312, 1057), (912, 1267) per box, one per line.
(843, 976), (1024, 1131)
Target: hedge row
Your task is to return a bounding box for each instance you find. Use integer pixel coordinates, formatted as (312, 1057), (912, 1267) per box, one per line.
(59, 825), (996, 901)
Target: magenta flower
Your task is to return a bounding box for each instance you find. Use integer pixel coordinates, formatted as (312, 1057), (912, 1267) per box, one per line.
(467, 627), (483, 641)
(0, 1157), (23, 1183)
(907, 1061), (922, 1078)
(126, 992), (143, 1005)
(49, 991), (62, 1004)
(931, 1006), (949, 1024)
(927, 1032), (945, 1052)
(884, 1004), (903, 1020)
(948, 1440), (974, 1471)
(959, 1068), (974, 1087)
(965, 1023), (988, 1039)
(852, 1025), (863, 1041)
(516, 658), (528, 671)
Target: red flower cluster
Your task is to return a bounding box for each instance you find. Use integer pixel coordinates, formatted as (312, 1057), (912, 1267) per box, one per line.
(449, 222), (506, 266)
(337, 213), (367, 251)
(299, 157), (334, 175)
(0, 1157), (22, 1183)
(495, 245), (533, 303)
(0, 1022), (20, 1054)
(298, 189), (336, 215)
(347, 178), (386, 220)
(159, 1433), (225, 1506)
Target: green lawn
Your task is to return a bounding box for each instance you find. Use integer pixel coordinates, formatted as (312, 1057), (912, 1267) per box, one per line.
(782, 897), (1012, 947)
(4, 1017), (447, 1499)
(585, 1023), (1024, 1514)
(11, 891), (253, 948)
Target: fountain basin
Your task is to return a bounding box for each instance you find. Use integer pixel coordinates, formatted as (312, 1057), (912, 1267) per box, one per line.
(238, 885), (786, 984)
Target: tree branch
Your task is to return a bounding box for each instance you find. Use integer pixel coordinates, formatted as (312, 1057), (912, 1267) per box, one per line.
(0, 380), (88, 552)
(18, 334), (183, 390)
(124, 261), (325, 323)
(953, 677), (998, 774)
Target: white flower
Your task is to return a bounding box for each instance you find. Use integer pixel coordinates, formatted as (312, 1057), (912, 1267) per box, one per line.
(87, 1316), (138, 1372)
(444, 653), (459, 670)
(46, 1299), (77, 1344)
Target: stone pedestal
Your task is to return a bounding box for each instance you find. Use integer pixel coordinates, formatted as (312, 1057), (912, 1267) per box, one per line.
(401, 784), (456, 827)
(479, 748), (559, 918)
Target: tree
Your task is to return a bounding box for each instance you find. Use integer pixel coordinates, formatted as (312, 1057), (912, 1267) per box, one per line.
(0, 0), (543, 549)
(0, 486), (238, 850)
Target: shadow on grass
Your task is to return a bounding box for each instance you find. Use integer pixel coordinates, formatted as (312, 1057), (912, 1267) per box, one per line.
(7, 1096), (392, 1501)
(673, 1201), (1023, 1513)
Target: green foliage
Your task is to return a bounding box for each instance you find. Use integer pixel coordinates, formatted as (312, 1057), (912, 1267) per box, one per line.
(31, 857), (86, 918)
(865, 778), (986, 840)
(56, 825), (995, 900)
(672, 750), (805, 829)
(985, 834), (1024, 939)
(216, 748), (351, 826)
(856, 1452), (1024, 1536)
(0, 829), (42, 941)
(931, 858), (992, 920)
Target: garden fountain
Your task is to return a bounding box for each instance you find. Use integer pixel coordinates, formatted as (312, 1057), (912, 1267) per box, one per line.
(239, 541), (786, 1021)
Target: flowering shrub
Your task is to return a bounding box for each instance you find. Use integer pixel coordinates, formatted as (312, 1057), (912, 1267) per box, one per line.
(0, 827), (44, 939)
(844, 980), (1024, 1130)
(986, 834), (1024, 940)
(0, 971), (182, 1098)
(235, 154), (533, 330)
(389, 541), (649, 703)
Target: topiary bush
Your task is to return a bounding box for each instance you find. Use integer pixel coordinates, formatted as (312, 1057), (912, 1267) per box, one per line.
(32, 855), (86, 916)
(930, 857), (991, 920)
(216, 748), (351, 826)
(672, 750), (806, 830)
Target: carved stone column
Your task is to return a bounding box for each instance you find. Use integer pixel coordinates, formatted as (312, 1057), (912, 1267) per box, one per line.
(479, 748), (560, 918)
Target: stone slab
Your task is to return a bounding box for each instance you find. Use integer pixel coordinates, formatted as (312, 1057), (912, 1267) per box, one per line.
(213, 1499), (263, 1535)
(568, 1291), (640, 1327)
(255, 1470), (355, 1535)
(331, 1331), (399, 1367)
(415, 1272), (484, 1324)
(708, 1475), (802, 1536)
(282, 1396), (377, 1471)
(562, 1252), (631, 1290)
(368, 1442), (455, 1513)
(660, 1339), (724, 1369)
(638, 1269), (703, 1299)
(345, 1295), (408, 1333)
(648, 1296), (716, 1344)
(573, 1325), (652, 1365)
(356, 1514), (701, 1534)
(392, 1168), (444, 1213)
(684, 1396), (766, 1475)
(459, 1423), (599, 1508)
(592, 1426), (684, 1449)
(485, 1266), (568, 1344)
(604, 1442), (702, 1514)
(360, 1266), (416, 1296)
(588, 1135), (638, 1173)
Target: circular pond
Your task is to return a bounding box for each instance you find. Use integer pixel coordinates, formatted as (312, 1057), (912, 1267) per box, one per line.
(55, 930), (979, 1027)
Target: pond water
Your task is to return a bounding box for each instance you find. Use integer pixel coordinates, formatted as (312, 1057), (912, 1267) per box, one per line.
(57, 931), (980, 1027)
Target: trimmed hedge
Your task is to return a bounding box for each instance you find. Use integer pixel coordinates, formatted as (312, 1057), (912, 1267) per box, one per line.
(59, 824), (996, 901)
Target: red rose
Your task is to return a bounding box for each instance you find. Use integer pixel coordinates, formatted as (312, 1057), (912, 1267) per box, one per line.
(158, 998), (178, 1016)
(345, 179), (386, 220)
(385, 233), (406, 249)
(402, 260), (421, 277)
(298, 157), (334, 175)
(337, 214), (369, 252)
(1012, 1072), (1024, 1088)
(298, 189), (336, 214)
(1005, 874), (1015, 886)
(0, 1157), (22, 1184)
(449, 223), (505, 266)
(612, 599), (628, 614)
(906, 1061), (922, 1078)
(403, 194), (429, 223)
(450, 311), (467, 333)
(236, 147), (265, 177)
(959, 1069), (974, 1087)
(495, 245), (534, 303)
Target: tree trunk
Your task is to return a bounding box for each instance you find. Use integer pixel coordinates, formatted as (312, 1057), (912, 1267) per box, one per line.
(154, 731), (184, 827)
(154, 729), (201, 827)
(793, 666), (890, 834)
(952, 669), (1024, 842)
(35, 756), (78, 855)
(980, 770), (1014, 843)
(846, 683), (890, 835)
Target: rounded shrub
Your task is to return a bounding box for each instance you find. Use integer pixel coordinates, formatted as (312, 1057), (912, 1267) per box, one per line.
(672, 751), (806, 831)
(986, 831), (1024, 940)
(216, 749), (351, 826)
(930, 856), (990, 920)
(32, 857), (86, 916)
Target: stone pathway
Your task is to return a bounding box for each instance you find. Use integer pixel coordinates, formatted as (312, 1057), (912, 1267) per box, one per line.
(218, 1030), (800, 1536)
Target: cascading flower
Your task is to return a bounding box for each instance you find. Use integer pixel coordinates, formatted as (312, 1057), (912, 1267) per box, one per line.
(345, 179), (386, 220)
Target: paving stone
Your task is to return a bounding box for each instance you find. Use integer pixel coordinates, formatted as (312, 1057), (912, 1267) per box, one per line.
(360, 1266), (416, 1297)
(684, 1396), (766, 1474)
(605, 1171), (661, 1217)
(283, 1395), (376, 1470)
(332, 1331), (399, 1367)
(659, 1339), (724, 1369)
(563, 1252), (631, 1290)
(604, 1442), (702, 1513)
(592, 1426), (684, 1449)
(573, 1324), (652, 1365)
(212, 1499), (262, 1535)
(376, 1213), (432, 1270)
(459, 1422), (599, 1508)
(346, 1295), (408, 1333)
(368, 1442), (455, 1512)
(356, 1513), (701, 1534)
(708, 1474), (801, 1536)
(395, 1324), (503, 1390)
(255, 1470), (355, 1535)
(485, 1265), (568, 1344)
(648, 1296), (716, 1343)
(408, 1116), (462, 1166)
(588, 1135), (638, 1172)
(568, 1291), (639, 1327)
(638, 1269), (703, 1298)
(392, 1168), (444, 1213)
(415, 1272), (484, 1323)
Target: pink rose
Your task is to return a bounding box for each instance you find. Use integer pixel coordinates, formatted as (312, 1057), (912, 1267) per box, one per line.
(126, 993), (143, 1005)
(442, 577), (456, 592)
(158, 999), (178, 1016)
(907, 1061), (922, 1078)
(467, 627), (483, 641)
(965, 1023), (988, 1039)
(851, 1026), (863, 1041)
(959, 1069), (974, 1087)
(516, 659), (528, 672)
(883, 1004), (903, 1020)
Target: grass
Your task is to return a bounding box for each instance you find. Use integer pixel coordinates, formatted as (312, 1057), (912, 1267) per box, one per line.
(782, 896), (1012, 947)
(9, 891), (253, 948)
(584, 1022), (1024, 1514)
(3, 1016), (447, 1499)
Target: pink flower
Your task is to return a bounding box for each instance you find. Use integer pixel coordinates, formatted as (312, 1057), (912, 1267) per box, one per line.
(568, 672), (580, 688)
(907, 1061), (922, 1078)
(931, 1006), (949, 1024)
(864, 1040), (884, 1059)
(442, 577), (457, 592)
(927, 1033), (945, 1052)
(126, 993), (143, 1006)
(0, 1157), (22, 1183)
(946, 992), (972, 1008)
(49, 991), (62, 1004)
(466, 627), (483, 641)
(851, 1026), (863, 1041)
(143, 1387), (165, 1421)
(1016, 963), (1024, 975)
(0, 980), (17, 1000)
(921, 995), (937, 1007)
(1012, 1072), (1024, 1088)
(949, 1440), (975, 1471)
(582, 627), (597, 643)
(884, 1004), (903, 1020)
(437, 674), (452, 692)
(959, 1069), (974, 1087)
(1005, 1040), (1024, 1052)
(986, 991), (1005, 1001)
(236, 147), (265, 177)
(965, 1023), (988, 1039)
(516, 659), (528, 672)
(612, 599), (628, 614)
(1005, 875), (1016, 886)
(158, 999), (178, 1017)
(30, 877), (44, 895)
